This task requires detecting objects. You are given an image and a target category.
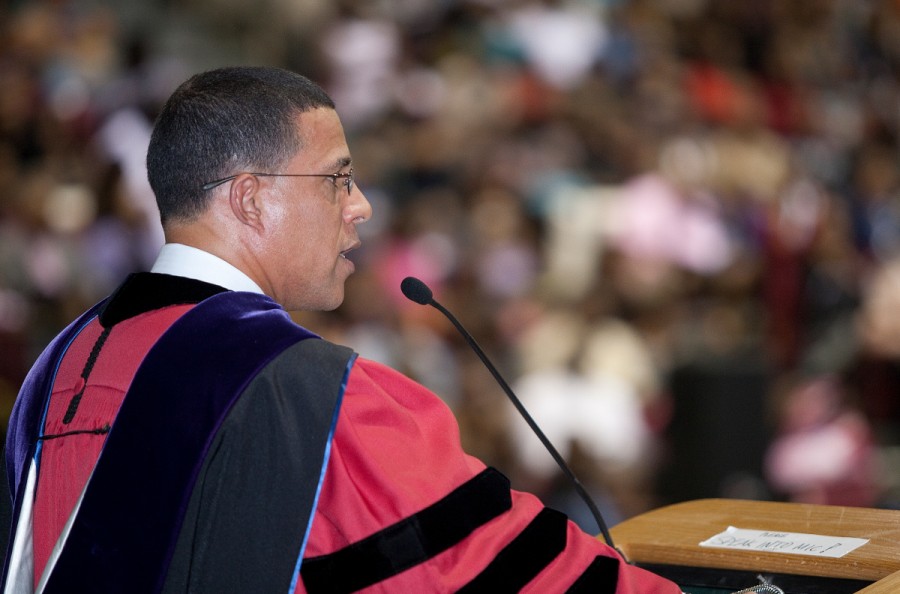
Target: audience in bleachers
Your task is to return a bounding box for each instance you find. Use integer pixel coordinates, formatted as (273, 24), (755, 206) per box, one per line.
(3, 0), (900, 528)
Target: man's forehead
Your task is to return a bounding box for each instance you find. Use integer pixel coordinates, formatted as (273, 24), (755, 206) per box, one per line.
(292, 108), (351, 167)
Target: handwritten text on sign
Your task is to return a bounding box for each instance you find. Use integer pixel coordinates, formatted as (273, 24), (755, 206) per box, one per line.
(699, 526), (868, 558)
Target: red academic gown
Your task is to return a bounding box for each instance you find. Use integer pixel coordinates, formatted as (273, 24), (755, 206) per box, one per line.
(4, 273), (680, 593)
(300, 358), (679, 592)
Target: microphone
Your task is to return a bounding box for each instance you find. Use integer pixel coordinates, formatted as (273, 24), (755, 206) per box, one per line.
(400, 276), (433, 305)
(400, 276), (616, 548)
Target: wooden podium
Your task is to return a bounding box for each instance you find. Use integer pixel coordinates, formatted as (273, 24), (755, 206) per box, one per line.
(609, 499), (900, 593)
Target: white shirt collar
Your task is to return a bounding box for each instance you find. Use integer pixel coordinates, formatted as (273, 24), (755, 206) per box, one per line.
(150, 243), (265, 295)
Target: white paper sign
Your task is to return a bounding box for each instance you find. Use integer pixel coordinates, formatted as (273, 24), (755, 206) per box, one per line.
(699, 526), (868, 558)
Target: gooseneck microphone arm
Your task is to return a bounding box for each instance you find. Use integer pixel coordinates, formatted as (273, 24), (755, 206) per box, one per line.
(400, 276), (616, 548)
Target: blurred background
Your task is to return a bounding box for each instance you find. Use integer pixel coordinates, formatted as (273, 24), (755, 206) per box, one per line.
(3, 0), (900, 533)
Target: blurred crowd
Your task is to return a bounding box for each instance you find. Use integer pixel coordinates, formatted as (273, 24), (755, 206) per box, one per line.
(4, 0), (900, 529)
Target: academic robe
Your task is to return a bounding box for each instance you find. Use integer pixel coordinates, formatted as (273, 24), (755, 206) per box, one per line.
(2, 273), (681, 593)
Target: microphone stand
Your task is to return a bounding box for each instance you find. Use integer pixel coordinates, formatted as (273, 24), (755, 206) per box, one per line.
(402, 277), (616, 549)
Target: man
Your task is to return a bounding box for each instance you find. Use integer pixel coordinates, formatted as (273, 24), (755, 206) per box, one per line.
(2, 67), (681, 593)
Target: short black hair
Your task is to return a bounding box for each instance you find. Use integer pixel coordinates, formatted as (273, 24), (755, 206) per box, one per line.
(146, 66), (335, 225)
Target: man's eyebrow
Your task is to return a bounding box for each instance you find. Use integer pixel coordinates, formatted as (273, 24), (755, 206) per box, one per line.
(332, 156), (352, 170)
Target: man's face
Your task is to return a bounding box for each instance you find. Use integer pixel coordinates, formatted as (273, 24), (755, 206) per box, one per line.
(262, 108), (372, 311)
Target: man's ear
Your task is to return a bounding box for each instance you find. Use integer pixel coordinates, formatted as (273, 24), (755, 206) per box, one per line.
(227, 174), (265, 231)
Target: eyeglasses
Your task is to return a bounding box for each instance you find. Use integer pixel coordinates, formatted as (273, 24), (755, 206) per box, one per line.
(201, 169), (354, 194)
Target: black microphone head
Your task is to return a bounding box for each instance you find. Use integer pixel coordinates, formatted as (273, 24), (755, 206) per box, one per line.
(401, 276), (433, 305)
